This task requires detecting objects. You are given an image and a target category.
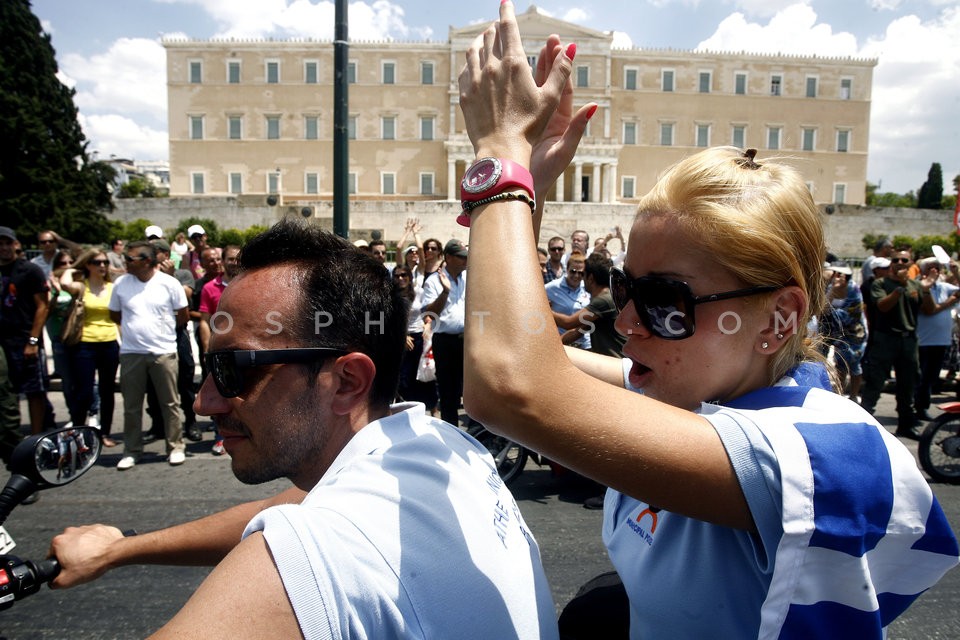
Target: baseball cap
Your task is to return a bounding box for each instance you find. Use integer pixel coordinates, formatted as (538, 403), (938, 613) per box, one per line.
(0, 226), (16, 241)
(187, 224), (206, 237)
(443, 239), (468, 258)
(830, 261), (852, 275)
(401, 245), (419, 259)
(873, 257), (891, 269)
(151, 239), (171, 254)
(352, 239), (369, 248)
(145, 225), (164, 239)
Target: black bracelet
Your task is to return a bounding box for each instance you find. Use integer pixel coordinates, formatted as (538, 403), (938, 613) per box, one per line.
(461, 191), (536, 214)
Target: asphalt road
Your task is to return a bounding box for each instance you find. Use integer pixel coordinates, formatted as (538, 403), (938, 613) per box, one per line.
(0, 382), (957, 639)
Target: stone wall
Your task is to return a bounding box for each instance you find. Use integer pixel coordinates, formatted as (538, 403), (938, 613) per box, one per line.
(111, 197), (956, 260)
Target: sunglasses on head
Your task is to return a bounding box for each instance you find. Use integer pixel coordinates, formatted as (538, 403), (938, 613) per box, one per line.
(204, 348), (347, 398)
(609, 267), (779, 340)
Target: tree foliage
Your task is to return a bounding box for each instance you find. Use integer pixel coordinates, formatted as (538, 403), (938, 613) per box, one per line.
(0, 0), (114, 244)
(117, 176), (166, 199)
(918, 163), (944, 209)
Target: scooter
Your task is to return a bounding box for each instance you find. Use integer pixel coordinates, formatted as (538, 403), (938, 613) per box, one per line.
(919, 401), (960, 484)
(0, 425), (101, 609)
(466, 423), (557, 484)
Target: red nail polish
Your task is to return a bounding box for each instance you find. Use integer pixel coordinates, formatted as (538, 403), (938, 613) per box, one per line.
(586, 104), (598, 120)
(565, 43), (577, 60)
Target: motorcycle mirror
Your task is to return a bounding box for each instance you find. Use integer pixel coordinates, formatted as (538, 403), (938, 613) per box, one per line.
(0, 427), (102, 527)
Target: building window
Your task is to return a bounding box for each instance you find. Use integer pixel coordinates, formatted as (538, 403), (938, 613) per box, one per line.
(834, 183), (846, 204)
(348, 172), (357, 194)
(381, 116), (396, 140)
(420, 115), (435, 141)
(347, 61), (357, 84)
(304, 60), (319, 84)
(770, 74), (782, 96)
(228, 116), (242, 140)
(698, 71), (712, 93)
(266, 116), (281, 140)
(840, 78), (852, 100)
(661, 69), (674, 92)
(576, 65), (589, 88)
(348, 115), (357, 140)
(660, 123), (674, 146)
(696, 124), (710, 147)
(420, 173), (434, 195)
(189, 116), (203, 140)
(189, 60), (202, 84)
(268, 172), (280, 194)
(802, 127), (816, 151)
(382, 61), (395, 84)
(806, 76), (818, 98)
(227, 60), (241, 84)
(229, 173), (242, 194)
(734, 72), (747, 95)
(837, 130), (850, 153)
(381, 172), (396, 195)
(622, 176), (635, 199)
(266, 60), (280, 84)
(305, 172), (319, 195)
(526, 55), (538, 70)
(304, 116), (319, 140)
(421, 61), (434, 85)
(767, 126), (781, 150)
(623, 122), (637, 145)
(191, 173), (205, 194)
(732, 125), (746, 148)
(624, 67), (638, 90)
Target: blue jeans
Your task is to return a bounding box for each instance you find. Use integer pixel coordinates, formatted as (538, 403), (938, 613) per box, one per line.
(69, 341), (119, 436)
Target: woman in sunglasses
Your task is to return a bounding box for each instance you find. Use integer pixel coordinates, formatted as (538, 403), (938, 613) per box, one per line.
(60, 248), (120, 447)
(458, 4), (957, 638)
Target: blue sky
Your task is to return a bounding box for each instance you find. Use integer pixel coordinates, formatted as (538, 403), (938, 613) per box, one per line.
(31, 0), (960, 196)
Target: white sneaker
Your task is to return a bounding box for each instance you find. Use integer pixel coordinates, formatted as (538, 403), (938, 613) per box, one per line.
(86, 414), (100, 429)
(117, 456), (137, 470)
(168, 450), (185, 466)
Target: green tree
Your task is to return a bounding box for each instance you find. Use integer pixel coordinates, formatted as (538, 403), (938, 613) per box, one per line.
(0, 0), (114, 243)
(117, 176), (164, 199)
(917, 162), (944, 209)
(174, 217), (220, 247)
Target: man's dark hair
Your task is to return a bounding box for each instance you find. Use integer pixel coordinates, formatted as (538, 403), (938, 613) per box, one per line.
(239, 219), (408, 407)
(127, 240), (157, 265)
(584, 253), (613, 286)
(548, 236), (564, 247)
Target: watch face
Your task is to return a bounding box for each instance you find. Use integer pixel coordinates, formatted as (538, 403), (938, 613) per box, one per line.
(462, 158), (502, 195)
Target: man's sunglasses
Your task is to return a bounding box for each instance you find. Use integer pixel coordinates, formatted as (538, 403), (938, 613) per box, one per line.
(609, 267), (779, 340)
(890, 257), (911, 264)
(204, 348), (347, 398)
(124, 254), (150, 263)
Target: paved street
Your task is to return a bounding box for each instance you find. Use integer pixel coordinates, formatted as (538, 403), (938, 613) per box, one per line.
(0, 378), (958, 638)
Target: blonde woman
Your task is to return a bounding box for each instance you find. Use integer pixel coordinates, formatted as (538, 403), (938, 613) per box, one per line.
(458, 4), (958, 637)
(61, 248), (120, 447)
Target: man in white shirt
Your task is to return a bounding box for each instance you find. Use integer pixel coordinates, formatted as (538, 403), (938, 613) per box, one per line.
(109, 240), (189, 469)
(421, 239), (468, 426)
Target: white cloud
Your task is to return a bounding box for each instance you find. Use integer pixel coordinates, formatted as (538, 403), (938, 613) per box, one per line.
(696, 4), (858, 56)
(562, 9), (589, 24)
(81, 114), (168, 162)
(870, 0), (902, 10)
(733, 0), (802, 19)
(611, 31), (635, 49)
(60, 38), (167, 119)
(860, 6), (960, 192)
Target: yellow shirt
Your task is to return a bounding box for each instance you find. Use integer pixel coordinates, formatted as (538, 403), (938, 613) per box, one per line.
(82, 282), (119, 343)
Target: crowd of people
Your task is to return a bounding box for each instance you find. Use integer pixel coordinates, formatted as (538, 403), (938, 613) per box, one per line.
(820, 238), (960, 439)
(2, 4), (957, 637)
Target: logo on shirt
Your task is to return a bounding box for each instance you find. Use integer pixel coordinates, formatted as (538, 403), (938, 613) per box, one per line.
(626, 505), (661, 546)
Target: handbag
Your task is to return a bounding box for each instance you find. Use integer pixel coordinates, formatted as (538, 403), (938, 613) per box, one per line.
(416, 334), (436, 383)
(60, 283), (86, 346)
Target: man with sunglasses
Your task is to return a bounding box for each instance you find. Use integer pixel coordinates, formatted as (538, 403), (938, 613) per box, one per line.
(546, 251), (591, 350)
(49, 220), (557, 638)
(109, 241), (189, 468)
(860, 249), (936, 438)
(544, 236), (565, 283)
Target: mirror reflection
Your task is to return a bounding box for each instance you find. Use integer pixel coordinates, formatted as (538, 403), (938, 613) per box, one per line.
(34, 427), (101, 485)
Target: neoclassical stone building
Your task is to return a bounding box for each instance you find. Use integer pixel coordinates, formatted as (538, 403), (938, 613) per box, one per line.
(164, 6), (876, 206)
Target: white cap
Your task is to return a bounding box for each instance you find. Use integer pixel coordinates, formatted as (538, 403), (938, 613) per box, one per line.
(144, 225), (164, 239)
(352, 239), (369, 248)
(187, 224), (206, 237)
(873, 257), (892, 269)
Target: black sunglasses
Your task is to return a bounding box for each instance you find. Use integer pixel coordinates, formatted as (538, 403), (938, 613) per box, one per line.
(124, 254), (150, 263)
(88, 259), (109, 266)
(609, 268), (779, 340)
(204, 348), (347, 398)
(890, 257), (911, 264)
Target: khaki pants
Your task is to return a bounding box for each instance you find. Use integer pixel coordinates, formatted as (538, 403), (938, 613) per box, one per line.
(120, 352), (183, 456)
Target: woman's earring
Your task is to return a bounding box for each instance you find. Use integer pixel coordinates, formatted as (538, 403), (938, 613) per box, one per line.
(761, 341), (769, 349)
(776, 332), (785, 340)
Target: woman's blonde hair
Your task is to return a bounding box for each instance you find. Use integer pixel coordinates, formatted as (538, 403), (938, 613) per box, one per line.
(74, 247), (112, 283)
(636, 146), (835, 389)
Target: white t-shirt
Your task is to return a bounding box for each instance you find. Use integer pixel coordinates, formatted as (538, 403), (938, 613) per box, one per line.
(244, 403), (558, 640)
(108, 271), (187, 355)
(421, 268), (466, 334)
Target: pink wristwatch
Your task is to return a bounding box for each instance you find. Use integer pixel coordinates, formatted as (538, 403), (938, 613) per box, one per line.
(458, 157), (536, 227)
